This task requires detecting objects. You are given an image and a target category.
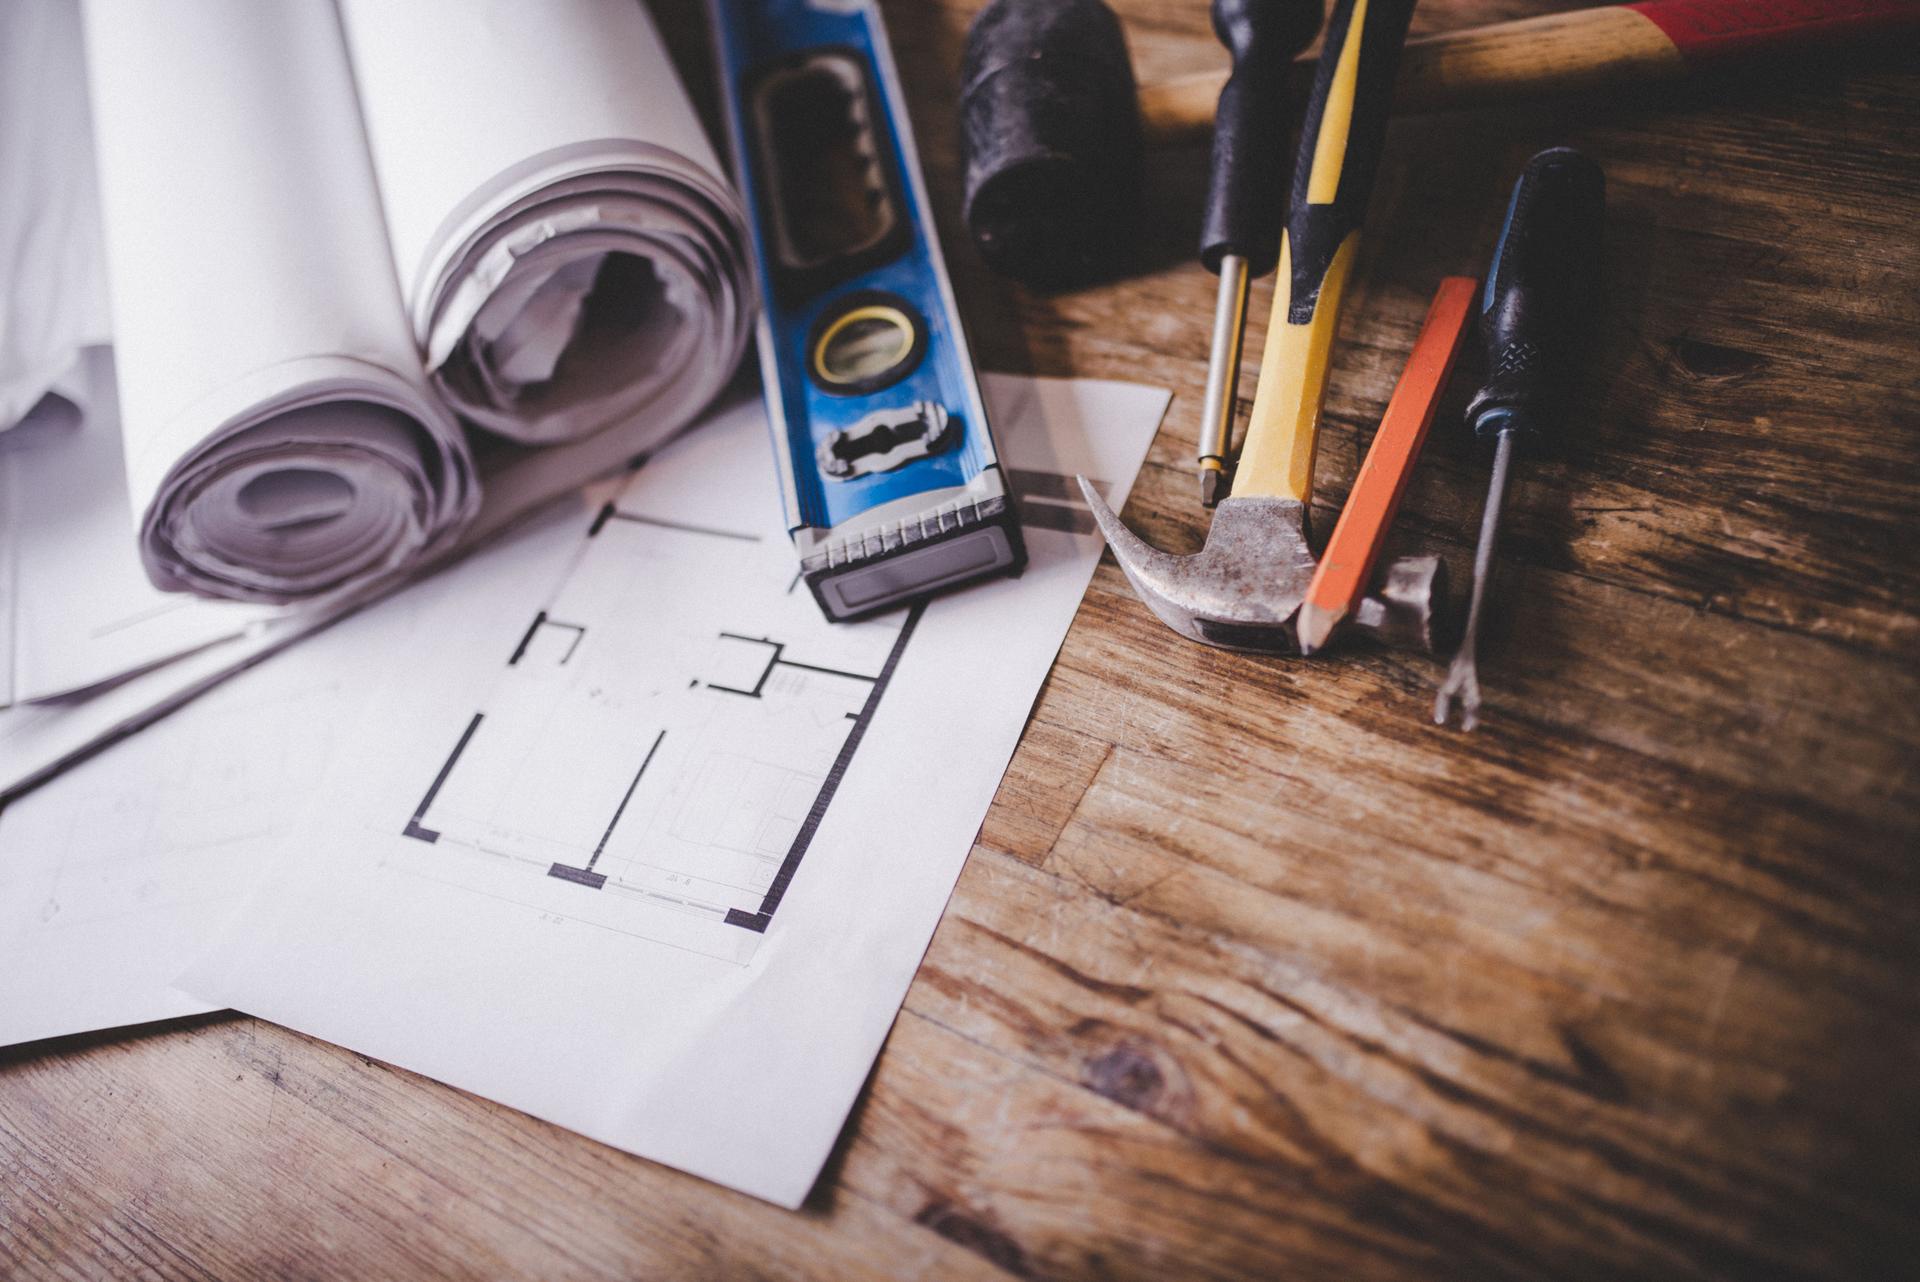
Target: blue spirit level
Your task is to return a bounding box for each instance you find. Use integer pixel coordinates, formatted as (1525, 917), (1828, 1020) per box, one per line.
(709, 0), (1025, 622)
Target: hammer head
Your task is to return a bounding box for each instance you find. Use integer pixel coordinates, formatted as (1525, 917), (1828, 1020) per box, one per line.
(1080, 477), (1447, 654)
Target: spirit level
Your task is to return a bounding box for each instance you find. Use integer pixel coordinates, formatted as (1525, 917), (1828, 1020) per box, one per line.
(709, 0), (1025, 622)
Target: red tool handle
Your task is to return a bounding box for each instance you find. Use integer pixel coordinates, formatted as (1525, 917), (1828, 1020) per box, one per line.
(1629, 0), (1920, 66)
(1142, 0), (1920, 146)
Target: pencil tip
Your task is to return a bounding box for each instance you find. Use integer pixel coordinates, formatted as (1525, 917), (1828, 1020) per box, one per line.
(1295, 603), (1340, 655)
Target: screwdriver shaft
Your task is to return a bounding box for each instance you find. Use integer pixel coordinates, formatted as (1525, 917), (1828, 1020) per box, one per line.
(1434, 428), (1515, 730)
(1199, 253), (1251, 507)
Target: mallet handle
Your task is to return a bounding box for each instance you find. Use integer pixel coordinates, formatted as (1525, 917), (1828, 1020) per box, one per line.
(1233, 0), (1415, 505)
(1141, 0), (1920, 148)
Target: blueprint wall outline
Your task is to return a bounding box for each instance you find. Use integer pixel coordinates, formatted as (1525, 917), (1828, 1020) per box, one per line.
(394, 495), (922, 962)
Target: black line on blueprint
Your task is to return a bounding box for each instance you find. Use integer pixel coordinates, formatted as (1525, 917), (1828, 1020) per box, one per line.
(546, 729), (666, 889)
(509, 614), (589, 666)
(590, 730), (666, 872)
(508, 611), (548, 665)
(707, 634), (881, 700)
(708, 634), (778, 698)
(403, 713), (484, 843)
(725, 605), (923, 933)
(776, 657), (881, 682)
(602, 510), (760, 542)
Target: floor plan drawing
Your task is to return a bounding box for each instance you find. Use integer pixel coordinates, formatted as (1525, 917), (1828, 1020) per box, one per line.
(395, 497), (916, 961)
(174, 375), (1172, 1206)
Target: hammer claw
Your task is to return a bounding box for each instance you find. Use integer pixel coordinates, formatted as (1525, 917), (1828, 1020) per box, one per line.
(1082, 472), (1448, 656)
(1080, 478), (1318, 652)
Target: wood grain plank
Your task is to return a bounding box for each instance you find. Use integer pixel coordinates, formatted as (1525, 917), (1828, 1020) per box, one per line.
(0, 1019), (1008, 1282)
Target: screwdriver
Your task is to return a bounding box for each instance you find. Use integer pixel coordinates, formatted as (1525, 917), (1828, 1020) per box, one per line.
(1435, 147), (1605, 730)
(1196, 0), (1323, 508)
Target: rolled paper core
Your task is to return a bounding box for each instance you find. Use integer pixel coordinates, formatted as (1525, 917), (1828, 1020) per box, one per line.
(141, 395), (466, 600)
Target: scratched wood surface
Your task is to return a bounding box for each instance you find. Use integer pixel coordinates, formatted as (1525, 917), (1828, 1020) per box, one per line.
(5, 3), (1917, 1279)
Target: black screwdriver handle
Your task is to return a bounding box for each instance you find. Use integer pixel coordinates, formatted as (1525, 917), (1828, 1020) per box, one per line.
(1467, 147), (1607, 444)
(1199, 0), (1323, 277)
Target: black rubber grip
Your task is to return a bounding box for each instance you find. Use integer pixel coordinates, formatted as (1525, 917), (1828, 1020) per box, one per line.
(1199, 0), (1322, 277)
(1467, 148), (1607, 443)
(960, 0), (1142, 287)
(1280, 0), (1417, 324)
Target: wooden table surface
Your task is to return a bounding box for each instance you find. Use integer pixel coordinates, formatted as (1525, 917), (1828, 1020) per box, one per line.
(6, 3), (1918, 1278)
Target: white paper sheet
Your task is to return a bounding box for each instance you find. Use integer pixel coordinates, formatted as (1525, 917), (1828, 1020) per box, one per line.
(0, 500), (597, 1047)
(164, 374), (1167, 1206)
(0, 5), (280, 700)
(0, 376), (1163, 1049)
(338, 0), (752, 446)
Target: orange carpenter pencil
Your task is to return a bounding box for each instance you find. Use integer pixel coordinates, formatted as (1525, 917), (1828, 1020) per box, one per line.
(1296, 276), (1478, 654)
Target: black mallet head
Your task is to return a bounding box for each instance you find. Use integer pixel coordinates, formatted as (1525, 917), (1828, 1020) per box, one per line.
(959, 0), (1144, 288)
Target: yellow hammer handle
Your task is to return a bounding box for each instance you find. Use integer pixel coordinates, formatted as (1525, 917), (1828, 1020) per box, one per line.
(1235, 232), (1358, 502)
(1231, 0), (1413, 504)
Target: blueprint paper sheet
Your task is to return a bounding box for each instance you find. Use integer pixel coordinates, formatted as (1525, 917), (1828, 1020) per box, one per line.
(0, 500), (597, 1047)
(176, 373), (1169, 1206)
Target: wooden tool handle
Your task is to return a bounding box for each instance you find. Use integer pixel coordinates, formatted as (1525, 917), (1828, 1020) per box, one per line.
(1233, 0), (1415, 504)
(1140, 0), (1920, 148)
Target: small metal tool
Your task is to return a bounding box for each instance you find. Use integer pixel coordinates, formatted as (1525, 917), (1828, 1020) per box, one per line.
(1197, 252), (1250, 508)
(1436, 147), (1606, 729)
(1196, 0), (1322, 508)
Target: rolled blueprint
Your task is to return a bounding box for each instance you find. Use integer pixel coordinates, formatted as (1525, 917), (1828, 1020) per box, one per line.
(83, 0), (478, 602)
(0, 0), (109, 433)
(338, 0), (754, 446)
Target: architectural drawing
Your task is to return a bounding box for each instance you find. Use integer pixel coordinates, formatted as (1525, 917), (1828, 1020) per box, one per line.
(396, 500), (916, 961)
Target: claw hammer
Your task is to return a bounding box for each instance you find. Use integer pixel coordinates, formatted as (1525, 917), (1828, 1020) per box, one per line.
(1083, 0), (1442, 654)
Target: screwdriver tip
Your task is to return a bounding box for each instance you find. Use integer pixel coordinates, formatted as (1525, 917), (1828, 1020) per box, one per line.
(1199, 468), (1225, 508)
(1433, 656), (1482, 731)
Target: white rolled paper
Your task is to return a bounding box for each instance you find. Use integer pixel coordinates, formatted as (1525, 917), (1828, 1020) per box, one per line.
(84, 0), (478, 603)
(0, 0), (110, 432)
(338, 0), (755, 446)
